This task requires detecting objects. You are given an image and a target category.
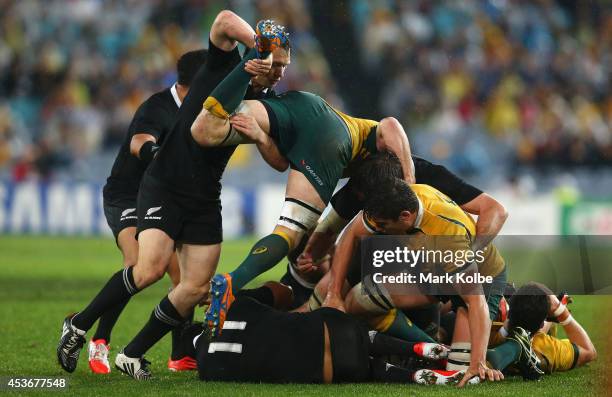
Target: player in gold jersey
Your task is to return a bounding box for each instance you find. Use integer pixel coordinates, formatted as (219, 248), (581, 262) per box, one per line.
(492, 282), (597, 374)
(323, 177), (506, 386)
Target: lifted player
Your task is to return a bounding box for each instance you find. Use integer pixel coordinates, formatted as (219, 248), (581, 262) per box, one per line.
(56, 11), (285, 379)
(93, 50), (207, 374)
(192, 283), (479, 386)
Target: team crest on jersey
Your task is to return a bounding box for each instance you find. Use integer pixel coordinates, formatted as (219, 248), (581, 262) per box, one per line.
(252, 246), (268, 254)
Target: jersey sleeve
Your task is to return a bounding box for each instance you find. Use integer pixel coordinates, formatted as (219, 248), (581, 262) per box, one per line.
(531, 332), (579, 373)
(129, 96), (170, 140)
(413, 156), (483, 205)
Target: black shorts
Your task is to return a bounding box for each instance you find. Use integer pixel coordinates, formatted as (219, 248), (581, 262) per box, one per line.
(136, 175), (223, 245)
(103, 198), (138, 242)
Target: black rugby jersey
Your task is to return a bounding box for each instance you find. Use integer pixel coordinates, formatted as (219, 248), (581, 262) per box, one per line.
(103, 86), (180, 204)
(330, 156), (484, 219)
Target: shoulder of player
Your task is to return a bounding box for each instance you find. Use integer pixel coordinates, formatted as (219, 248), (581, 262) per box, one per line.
(413, 188), (471, 235)
(137, 87), (176, 112)
(153, 87), (179, 108)
(409, 183), (445, 198)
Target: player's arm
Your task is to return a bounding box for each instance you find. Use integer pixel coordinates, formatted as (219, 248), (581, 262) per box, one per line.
(460, 193), (508, 251)
(130, 133), (159, 164)
(210, 10), (256, 51)
(230, 113), (288, 171)
(297, 206), (348, 273)
(548, 295), (597, 367)
(128, 97), (167, 164)
(296, 181), (360, 272)
(324, 211), (371, 311)
(462, 294), (492, 372)
(376, 117), (415, 183)
(453, 259), (501, 385)
(413, 157), (508, 249)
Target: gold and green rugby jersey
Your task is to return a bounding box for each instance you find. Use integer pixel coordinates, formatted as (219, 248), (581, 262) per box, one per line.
(362, 184), (505, 277)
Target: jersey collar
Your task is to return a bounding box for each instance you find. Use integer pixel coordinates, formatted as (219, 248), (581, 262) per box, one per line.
(171, 83), (182, 108)
(414, 197), (424, 229)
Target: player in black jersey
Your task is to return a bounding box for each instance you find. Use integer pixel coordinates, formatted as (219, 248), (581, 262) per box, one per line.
(87, 50), (207, 375)
(192, 282), (478, 386)
(56, 11), (287, 378)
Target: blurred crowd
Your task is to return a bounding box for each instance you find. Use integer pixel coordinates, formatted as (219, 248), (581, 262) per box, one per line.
(0, 0), (610, 187)
(354, 0), (611, 175)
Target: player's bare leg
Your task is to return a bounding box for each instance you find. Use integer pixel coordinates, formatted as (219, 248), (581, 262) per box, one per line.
(171, 244), (221, 315)
(207, 170), (325, 335)
(129, 229), (176, 288)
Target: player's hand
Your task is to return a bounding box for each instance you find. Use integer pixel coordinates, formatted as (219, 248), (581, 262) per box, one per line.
(244, 54), (272, 76)
(322, 293), (346, 313)
(457, 362), (503, 387)
(296, 252), (318, 274)
(230, 113), (265, 143)
(547, 294), (561, 317)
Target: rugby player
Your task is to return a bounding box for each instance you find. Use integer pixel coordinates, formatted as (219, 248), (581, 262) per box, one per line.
(489, 282), (596, 374)
(320, 176), (508, 386)
(192, 282), (479, 386)
(93, 50), (207, 374)
(57, 10), (286, 379)
(192, 21), (431, 336)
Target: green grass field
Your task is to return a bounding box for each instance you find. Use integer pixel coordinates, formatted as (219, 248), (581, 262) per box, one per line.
(0, 236), (608, 396)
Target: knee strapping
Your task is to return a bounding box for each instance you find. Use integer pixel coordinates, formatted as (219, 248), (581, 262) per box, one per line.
(277, 198), (322, 247)
(307, 287), (325, 311)
(219, 125), (252, 146)
(353, 277), (395, 315)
